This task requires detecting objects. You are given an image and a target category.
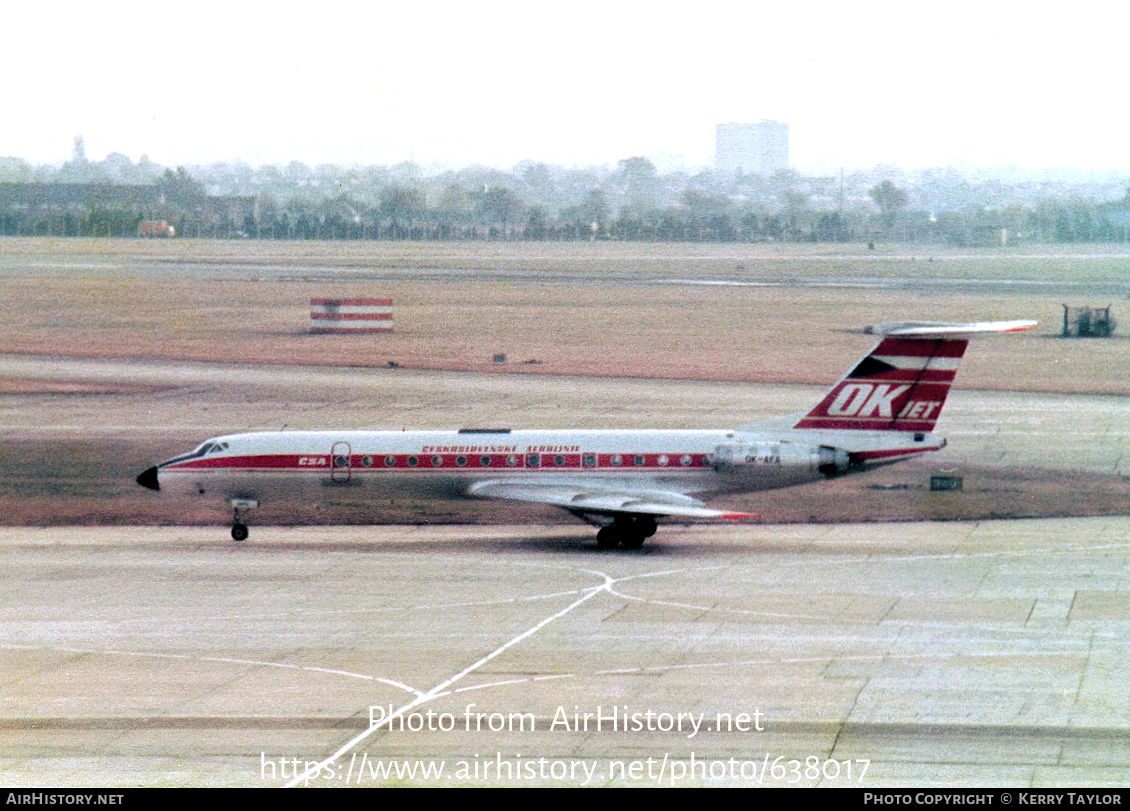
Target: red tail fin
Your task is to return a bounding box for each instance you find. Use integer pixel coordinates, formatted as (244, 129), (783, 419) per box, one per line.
(794, 336), (967, 432)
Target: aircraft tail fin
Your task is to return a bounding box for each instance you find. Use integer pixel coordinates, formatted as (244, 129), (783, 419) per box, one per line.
(793, 320), (1036, 433)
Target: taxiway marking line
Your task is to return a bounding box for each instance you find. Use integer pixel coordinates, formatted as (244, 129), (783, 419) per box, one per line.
(284, 568), (616, 788)
(0, 644), (419, 691)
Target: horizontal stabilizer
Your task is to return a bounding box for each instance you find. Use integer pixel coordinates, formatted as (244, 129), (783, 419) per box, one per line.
(864, 319), (1037, 339)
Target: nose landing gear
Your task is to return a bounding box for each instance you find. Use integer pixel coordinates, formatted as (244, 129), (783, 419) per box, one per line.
(229, 499), (259, 542)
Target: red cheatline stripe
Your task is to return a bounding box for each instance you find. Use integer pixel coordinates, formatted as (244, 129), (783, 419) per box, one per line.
(165, 452), (713, 472)
(871, 338), (968, 358)
(310, 312), (394, 321)
(309, 298), (393, 306)
(170, 455), (312, 470)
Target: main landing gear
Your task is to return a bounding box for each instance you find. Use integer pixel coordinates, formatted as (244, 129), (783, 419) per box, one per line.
(229, 499), (259, 543)
(596, 515), (658, 550)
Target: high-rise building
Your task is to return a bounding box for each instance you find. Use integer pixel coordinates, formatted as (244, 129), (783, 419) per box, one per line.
(715, 121), (789, 177)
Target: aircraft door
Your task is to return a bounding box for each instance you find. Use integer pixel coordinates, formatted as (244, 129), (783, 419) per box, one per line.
(330, 441), (352, 483)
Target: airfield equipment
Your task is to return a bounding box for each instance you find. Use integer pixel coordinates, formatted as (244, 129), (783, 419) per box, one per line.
(1061, 305), (1116, 338)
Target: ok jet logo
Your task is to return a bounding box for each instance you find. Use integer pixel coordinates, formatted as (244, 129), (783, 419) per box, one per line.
(826, 383), (943, 421)
(827, 383), (909, 418)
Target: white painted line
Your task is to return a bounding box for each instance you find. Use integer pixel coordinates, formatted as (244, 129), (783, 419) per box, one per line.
(0, 644), (421, 693)
(284, 568), (615, 788)
(209, 588), (590, 622)
(453, 677), (541, 694)
(608, 585), (830, 621)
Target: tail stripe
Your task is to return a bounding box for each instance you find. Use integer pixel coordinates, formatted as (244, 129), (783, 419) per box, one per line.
(860, 338), (966, 358)
(869, 355), (962, 371)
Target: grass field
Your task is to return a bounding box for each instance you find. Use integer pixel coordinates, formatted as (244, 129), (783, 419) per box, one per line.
(2, 237), (1128, 394)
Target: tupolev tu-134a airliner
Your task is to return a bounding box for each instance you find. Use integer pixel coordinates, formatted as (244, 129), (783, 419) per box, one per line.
(136, 319), (1035, 549)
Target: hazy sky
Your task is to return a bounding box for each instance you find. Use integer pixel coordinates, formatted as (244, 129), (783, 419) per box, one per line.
(6, 1), (1127, 173)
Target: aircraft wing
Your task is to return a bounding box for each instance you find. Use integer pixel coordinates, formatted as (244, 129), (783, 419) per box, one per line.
(467, 481), (759, 521)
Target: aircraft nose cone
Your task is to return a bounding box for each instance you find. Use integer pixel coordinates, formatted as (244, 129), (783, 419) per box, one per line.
(136, 466), (160, 491)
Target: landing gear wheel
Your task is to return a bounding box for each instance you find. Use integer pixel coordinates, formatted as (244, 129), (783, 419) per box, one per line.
(620, 532), (646, 550)
(596, 526), (619, 549)
(229, 499), (258, 543)
(594, 516), (654, 549)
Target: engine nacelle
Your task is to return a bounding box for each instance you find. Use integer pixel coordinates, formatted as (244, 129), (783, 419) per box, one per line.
(816, 445), (851, 477)
(712, 441), (808, 473)
(713, 441), (851, 478)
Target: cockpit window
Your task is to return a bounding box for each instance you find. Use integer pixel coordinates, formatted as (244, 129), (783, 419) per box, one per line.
(162, 440), (226, 468)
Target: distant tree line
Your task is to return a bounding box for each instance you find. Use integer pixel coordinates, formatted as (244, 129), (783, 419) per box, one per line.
(3, 141), (1130, 244)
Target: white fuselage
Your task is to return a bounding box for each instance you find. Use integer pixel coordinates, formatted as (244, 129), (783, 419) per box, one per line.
(155, 427), (941, 506)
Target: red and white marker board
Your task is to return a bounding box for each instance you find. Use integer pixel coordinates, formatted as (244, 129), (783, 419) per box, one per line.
(309, 298), (393, 333)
